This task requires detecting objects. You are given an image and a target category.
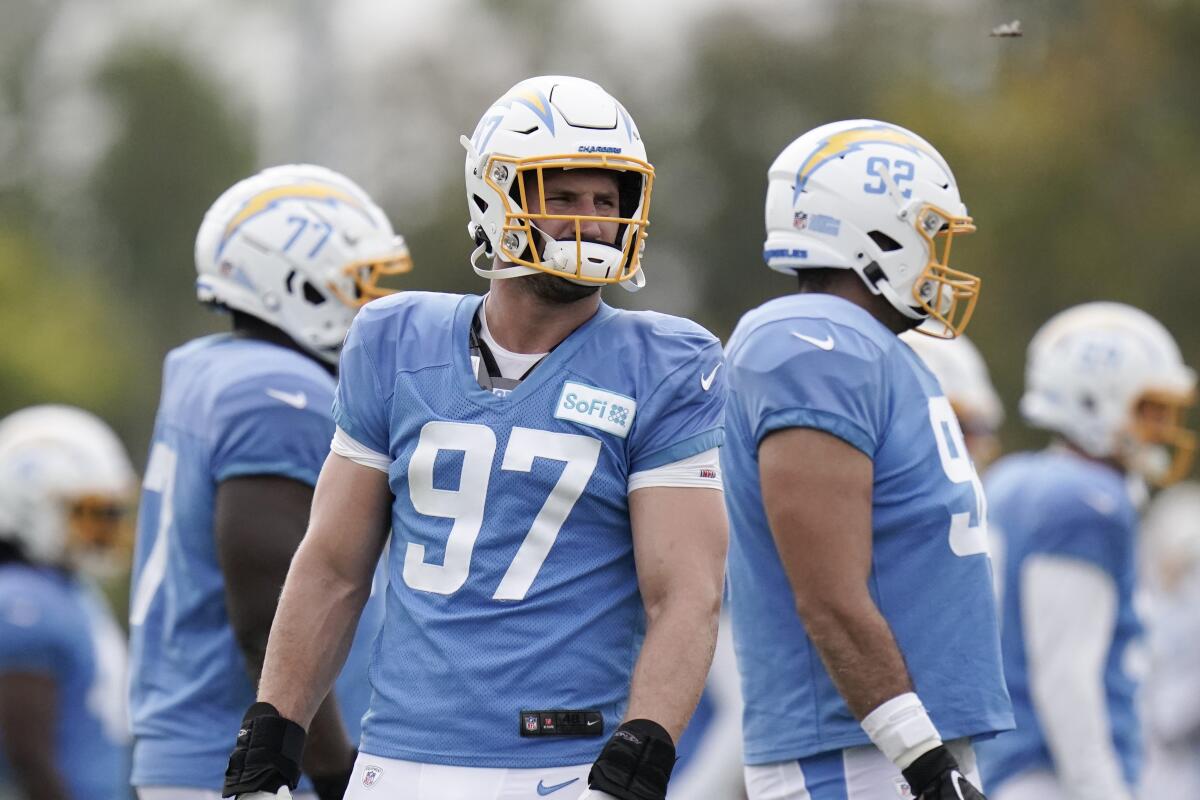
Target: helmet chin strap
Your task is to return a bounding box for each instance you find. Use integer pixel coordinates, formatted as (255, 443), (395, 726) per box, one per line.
(472, 220), (646, 290)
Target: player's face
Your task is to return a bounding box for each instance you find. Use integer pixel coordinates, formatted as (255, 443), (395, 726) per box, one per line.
(523, 169), (621, 245)
(66, 492), (133, 574)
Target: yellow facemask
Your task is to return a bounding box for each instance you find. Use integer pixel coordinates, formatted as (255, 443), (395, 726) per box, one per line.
(910, 204), (980, 340)
(1127, 390), (1197, 487)
(484, 153), (654, 285)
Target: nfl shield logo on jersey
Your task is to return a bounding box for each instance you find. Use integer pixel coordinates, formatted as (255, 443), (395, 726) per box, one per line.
(362, 765), (384, 788)
(524, 713), (539, 733)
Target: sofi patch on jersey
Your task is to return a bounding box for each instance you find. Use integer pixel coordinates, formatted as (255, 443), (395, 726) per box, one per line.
(555, 382), (636, 438)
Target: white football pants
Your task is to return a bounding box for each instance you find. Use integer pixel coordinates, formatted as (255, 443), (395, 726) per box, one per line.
(342, 753), (606, 799)
(744, 738), (980, 800)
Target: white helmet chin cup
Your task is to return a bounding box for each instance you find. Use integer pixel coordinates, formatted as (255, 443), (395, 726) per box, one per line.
(0, 405), (135, 570)
(463, 76), (654, 289)
(763, 119), (979, 337)
(195, 164), (409, 364)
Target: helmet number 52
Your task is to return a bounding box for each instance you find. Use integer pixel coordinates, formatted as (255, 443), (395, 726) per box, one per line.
(864, 157), (914, 198)
(928, 397), (990, 557)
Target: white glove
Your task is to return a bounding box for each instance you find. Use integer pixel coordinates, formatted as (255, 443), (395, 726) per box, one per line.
(237, 789), (292, 800)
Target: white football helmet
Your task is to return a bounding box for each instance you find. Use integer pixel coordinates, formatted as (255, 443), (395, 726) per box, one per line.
(0, 405), (135, 575)
(765, 120), (978, 338)
(901, 332), (1004, 432)
(1021, 302), (1196, 486)
(195, 164), (411, 364)
(902, 332), (1004, 468)
(462, 75), (653, 290)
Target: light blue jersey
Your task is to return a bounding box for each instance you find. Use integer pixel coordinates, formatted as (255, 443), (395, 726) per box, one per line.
(335, 292), (725, 768)
(128, 335), (383, 789)
(723, 294), (1012, 764)
(0, 563), (129, 799)
(976, 450), (1142, 791)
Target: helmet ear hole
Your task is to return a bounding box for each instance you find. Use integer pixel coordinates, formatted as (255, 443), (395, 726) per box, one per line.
(473, 195), (489, 214)
(302, 281), (326, 305)
(867, 231), (903, 252)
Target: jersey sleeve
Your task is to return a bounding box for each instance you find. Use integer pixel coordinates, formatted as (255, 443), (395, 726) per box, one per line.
(1029, 488), (1134, 575)
(0, 585), (65, 675)
(729, 321), (887, 457)
(209, 372), (336, 486)
(332, 311), (390, 454)
(628, 336), (726, 474)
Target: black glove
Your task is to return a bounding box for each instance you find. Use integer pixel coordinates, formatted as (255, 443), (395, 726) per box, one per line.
(223, 702), (306, 798)
(902, 745), (987, 800)
(587, 719), (676, 800)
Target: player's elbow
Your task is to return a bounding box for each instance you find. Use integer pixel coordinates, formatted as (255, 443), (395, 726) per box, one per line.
(791, 582), (874, 635)
(643, 574), (723, 628)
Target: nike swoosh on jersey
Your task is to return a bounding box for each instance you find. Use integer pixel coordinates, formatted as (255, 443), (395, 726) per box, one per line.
(700, 363), (723, 391)
(265, 388), (308, 409)
(792, 332), (835, 351)
(536, 777), (580, 796)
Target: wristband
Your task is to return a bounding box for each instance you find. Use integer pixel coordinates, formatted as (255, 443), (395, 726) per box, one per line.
(222, 702), (306, 797)
(861, 692), (942, 769)
(588, 719), (676, 800)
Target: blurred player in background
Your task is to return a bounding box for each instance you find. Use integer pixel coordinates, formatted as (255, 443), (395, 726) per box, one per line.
(900, 332), (1004, 470)
(1135, 482), (1200, 800)
(222, 75), (728, 800)
(0, 405), (136, 800)
(978, 302), (1196, 800)
(724, 120), (1010, 800)
(128, 164), (412, 800)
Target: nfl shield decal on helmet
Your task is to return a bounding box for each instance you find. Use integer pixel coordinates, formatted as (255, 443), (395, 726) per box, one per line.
(362, 764), (384, 788)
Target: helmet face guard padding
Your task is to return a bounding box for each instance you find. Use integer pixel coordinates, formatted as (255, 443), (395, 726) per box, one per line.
(479, 153), (653, 285)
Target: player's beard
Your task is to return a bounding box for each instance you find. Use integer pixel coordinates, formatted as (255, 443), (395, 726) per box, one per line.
(522, 272), (601, 305)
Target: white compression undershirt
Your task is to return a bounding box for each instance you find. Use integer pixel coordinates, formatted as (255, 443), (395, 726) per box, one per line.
(1021, 554), (1133, 800)
(476, 300), (547, 380)
(331, 429), (721, 494)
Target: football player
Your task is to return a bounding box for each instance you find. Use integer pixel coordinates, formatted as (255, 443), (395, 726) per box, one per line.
(128, 164), (412, 800)
(723, 120), (1012, 800)
(900, 332), (1004, 470)
(977, 302), (1196, 800)
(0, 405), (136, 799)
(1138, 482), (1200, 800)
(222, 76), (728, 800)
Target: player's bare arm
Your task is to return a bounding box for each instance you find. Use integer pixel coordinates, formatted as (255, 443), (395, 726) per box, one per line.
(624, 485), (727, 740)
(256, 454), (390, 727)
(215, 474), (354, 779)
(224, 454), (390, 798)
(0, 672), (70, 800)
(758, 426), (913, 717)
